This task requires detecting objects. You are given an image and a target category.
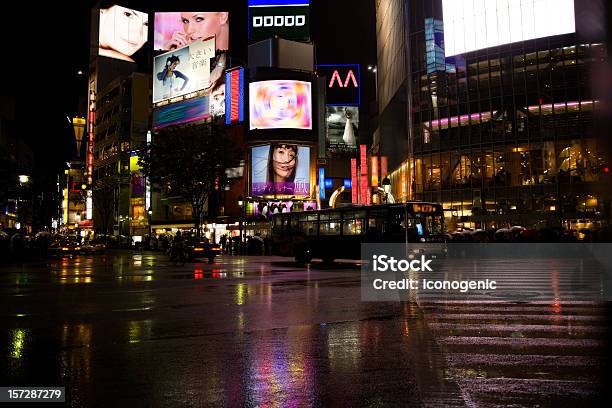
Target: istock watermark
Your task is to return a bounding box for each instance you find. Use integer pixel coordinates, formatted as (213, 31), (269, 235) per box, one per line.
(361, 243), (612, 302)
(372, 255), (433, 272)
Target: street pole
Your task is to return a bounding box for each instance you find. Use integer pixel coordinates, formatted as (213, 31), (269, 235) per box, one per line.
(237, 196), (244, 255)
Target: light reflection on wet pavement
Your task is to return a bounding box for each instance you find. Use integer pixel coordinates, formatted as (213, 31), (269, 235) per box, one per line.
(0, 252), (609, 407)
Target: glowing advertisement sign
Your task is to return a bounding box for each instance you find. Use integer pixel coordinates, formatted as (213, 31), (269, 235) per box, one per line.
(318, 167), (325, 200)
(152, 37), (216, 103)
(225, 68), (245, 125)
(154, 12), (229, 52)
(360, 145), (369, 205)
(360, 145), (368, 176)
(98, 5), (148, 62)
(371, 156), (379, 187)
(442, 0), (575, 57)
(209, 77), (226, 118)
(248, 1), (310, 42)
(381, 156), (388, 178)
(326, 106), (358, 156)
(87, 110), (94, 186)
(351, 158), (358, 204)
(251, 144), (310, 197)
(153, 95), (210, 130)
(316, 64), (360, 106)
(249, 80), (312, 130)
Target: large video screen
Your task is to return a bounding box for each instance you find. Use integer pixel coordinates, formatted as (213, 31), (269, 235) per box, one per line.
(152, 37), (216, 103)
(154, 12), (229, 51)
(98, 5), (149, 62)
(249, 80), (312, 130)
(442, 0), (575, 57)
(251, 144), (310, 197)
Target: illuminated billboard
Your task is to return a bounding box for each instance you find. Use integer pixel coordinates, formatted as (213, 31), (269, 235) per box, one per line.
(249, 80), (312, 130)
(154, 12), (229, 51)
(209, 80), (225, 118)
(225, 68), (245, 125)
(152, 37), (216, 103)
(326, 106), (358, 156)
(442, 0), (575, 57)
(251, 144), (311, 197)
(248, 1), (310, 42)
(98, 5), (149, 62)
(153, 95), (210, 130)
(316, 64), (360, 106)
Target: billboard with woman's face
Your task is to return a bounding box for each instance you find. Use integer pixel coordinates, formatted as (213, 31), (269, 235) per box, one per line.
(99, 5), (149, 62)
(249, 80), (312, 130)
(251, 144), (310, 197)
(154, 12), (229, 51)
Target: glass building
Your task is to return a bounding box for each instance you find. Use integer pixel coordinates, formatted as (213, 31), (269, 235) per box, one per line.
(376, 0), (610, 231)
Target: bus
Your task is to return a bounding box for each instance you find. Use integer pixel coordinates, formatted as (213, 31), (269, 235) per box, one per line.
(271, 202), (445, 262)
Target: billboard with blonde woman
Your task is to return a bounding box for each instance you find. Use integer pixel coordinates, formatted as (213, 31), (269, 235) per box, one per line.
(154, 12), (229, 51)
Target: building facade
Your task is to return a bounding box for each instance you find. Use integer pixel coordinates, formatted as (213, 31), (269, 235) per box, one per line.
(376, 0), (611, 231)
(0, 111), (34, 232)
(92, 72), (150, 238)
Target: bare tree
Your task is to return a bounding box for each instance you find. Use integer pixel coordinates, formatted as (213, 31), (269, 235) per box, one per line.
(93, 179), (116, 236)
(139, 122), (238, 237)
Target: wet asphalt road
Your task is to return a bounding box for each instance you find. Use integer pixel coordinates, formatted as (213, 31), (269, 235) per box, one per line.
(0, 251), (610, 407)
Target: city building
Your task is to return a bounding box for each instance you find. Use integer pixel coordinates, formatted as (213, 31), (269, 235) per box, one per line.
(60, 160), (89, 235)
(375, 0), (611, 231)
(0, 103), (34, 232)
(92, 72), (150, 239)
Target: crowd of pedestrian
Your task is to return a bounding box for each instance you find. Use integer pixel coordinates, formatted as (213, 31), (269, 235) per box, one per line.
(0, 229), (55, 263)
(446, 225), (612, 243)
(217, 233), (271, 256)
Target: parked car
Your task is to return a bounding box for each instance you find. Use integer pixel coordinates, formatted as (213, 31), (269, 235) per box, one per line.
(187, 240), (221, 262)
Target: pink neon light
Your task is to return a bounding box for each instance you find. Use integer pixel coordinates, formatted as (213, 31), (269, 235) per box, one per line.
(328, 70), (358, 88)
(351, 158), (358, 204)
(426, 100), (597, 131)
(329, 70), (343, 88)
(344, 70), (358, 88)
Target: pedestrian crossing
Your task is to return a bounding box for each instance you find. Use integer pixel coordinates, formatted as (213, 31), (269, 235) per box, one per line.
(420, 301), (609, 407)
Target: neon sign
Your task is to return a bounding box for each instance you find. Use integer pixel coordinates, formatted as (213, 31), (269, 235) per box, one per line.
(329, 70), (358, 88)
(225, 67), (244, 125)
(316, 64), (360, 106)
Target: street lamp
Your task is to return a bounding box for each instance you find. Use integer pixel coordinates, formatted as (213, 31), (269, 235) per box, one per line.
(368, 65), (378, 101)
(119, 216), (124, 239)
(382, 177), (391, 204)
(237, 195), (244, 255)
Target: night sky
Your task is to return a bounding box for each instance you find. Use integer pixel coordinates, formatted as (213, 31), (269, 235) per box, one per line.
(0, 1), (376, 176)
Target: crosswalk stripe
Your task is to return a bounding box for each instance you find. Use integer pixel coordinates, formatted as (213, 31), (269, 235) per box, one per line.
(421, 301), (607, 406)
